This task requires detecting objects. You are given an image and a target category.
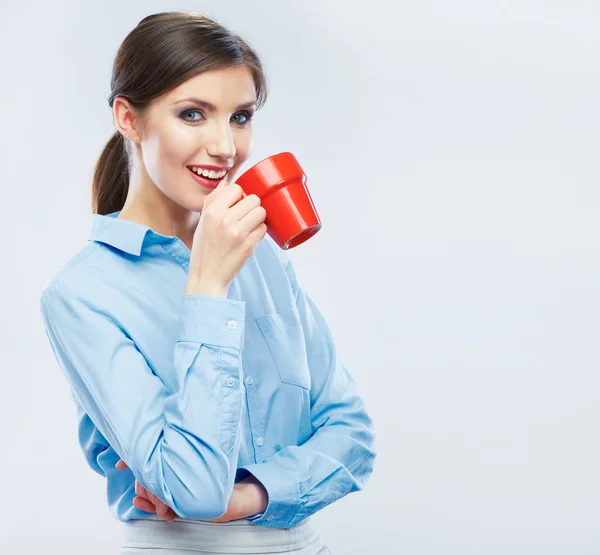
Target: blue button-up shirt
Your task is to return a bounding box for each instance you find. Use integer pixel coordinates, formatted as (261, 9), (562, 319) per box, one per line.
(39, 211), (376, 528)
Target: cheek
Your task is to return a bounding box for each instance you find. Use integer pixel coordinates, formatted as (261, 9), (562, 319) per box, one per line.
(142, 128), (196, 197)
(234, 130), (253, 161)
(159, 124), (197, 164)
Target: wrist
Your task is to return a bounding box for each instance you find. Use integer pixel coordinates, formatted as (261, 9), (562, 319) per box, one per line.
(239, 476), (268, 516)
(185, 276), (228, 297)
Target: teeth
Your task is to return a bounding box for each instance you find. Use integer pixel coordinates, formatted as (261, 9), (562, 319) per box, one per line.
(189, 167), (227, 179)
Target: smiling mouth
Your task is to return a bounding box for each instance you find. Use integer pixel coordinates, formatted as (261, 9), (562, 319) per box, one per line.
(187, 167), (227, 189)
(187, 166), (229, 180)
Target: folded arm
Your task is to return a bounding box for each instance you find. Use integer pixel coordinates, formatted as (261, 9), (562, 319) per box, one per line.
(40, 273), (246, 520)
(238, 256), (377, 528)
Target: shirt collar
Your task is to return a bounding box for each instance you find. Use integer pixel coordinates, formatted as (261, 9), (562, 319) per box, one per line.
(88, 211), (154, 256)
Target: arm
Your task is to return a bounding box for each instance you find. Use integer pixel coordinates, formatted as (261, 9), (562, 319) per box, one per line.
(116, 460), (267, 523)
(237, 256), (377, 528)
(40, 272), (245, 520)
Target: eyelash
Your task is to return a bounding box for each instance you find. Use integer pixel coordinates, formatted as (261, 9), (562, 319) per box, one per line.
(179, 109), (254, 126)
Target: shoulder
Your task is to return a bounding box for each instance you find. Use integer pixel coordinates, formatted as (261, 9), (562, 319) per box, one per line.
(39, 241), (122, 311)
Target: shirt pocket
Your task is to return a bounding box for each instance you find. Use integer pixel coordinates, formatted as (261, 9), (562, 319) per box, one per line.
(255, 312), (311, 390)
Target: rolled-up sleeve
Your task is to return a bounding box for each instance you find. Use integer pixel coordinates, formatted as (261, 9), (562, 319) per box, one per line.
(239, 257), (377, 528)
(40, 274), (246, 520)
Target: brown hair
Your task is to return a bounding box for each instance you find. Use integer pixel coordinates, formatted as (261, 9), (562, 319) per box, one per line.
(92, 11), (268, 215)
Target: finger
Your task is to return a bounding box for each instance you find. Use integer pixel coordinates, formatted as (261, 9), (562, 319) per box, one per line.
(227, 193), (262, 223)
(135, 481), (144, 497)
(162, 509), (176, 523)
(156, 504), (174, 522)
(148, 492), (163, 506)
(237, 206), (268, 236)
(135, 481), (151, 501)
(243, 222), (268, 245)
(133, 496), (157, 513)
(215, 177), (228, 190)
(208, 181), (245, 210)
(205, 178), (228, 199)
(159, 506), (176, 523)
(115, 459), (128, 470)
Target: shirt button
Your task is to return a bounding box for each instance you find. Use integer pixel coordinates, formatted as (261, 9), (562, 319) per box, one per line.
(226, 377), (235, 387)
(245, 376), (254, 385)
(256, 437), (264, 446)
(227, 320), (237, 330)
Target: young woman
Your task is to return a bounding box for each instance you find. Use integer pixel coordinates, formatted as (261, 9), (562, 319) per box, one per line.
(40, 11), (376, 555)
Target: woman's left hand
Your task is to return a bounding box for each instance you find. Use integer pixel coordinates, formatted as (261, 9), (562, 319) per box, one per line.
(116, 459), (268, 523)
(209, 474), (269, 523)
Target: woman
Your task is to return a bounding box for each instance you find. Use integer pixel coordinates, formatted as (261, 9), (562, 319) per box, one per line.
(40, 11), (376, 555)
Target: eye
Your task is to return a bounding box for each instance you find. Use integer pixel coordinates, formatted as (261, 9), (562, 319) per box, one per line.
(179, 109), (204, 122)
(232, 111), (253, 125)
(178, 109), (254, 125)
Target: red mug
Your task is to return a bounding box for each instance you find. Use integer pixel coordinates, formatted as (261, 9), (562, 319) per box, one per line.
(235, 152), (322, 250)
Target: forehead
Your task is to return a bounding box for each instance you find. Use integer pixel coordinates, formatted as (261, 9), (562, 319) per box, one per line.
(162, 66), (257, 109)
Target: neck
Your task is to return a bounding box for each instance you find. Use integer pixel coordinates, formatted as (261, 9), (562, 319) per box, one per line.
(117, 180), (199, 251)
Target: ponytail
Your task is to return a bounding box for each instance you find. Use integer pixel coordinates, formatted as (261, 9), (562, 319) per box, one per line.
(91, 131), (129, 215)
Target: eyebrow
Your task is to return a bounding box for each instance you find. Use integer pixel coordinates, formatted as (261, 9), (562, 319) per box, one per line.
(171, 97), (257, 110)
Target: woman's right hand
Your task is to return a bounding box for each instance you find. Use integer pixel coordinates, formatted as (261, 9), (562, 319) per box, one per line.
(116, 459), (177, 522)
(186, 180), (268, 296)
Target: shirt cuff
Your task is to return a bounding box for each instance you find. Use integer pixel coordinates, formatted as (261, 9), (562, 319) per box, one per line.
(178, 295), (245, 349)
(238, 462), (300, 528)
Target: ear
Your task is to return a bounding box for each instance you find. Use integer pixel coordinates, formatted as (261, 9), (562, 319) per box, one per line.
(113, 96), (143, 144)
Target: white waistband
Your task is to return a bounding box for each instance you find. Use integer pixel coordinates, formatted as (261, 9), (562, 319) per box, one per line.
(120, 516), (319, 554)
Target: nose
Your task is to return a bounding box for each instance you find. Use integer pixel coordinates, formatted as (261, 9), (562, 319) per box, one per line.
(205, 119), (236, 160)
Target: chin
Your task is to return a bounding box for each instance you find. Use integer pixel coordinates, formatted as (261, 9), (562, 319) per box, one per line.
(180, 200), (206, 214)
(166, 192), (204, 214)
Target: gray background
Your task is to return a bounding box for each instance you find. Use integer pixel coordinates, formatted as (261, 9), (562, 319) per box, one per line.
(1, 1), (599, 553)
